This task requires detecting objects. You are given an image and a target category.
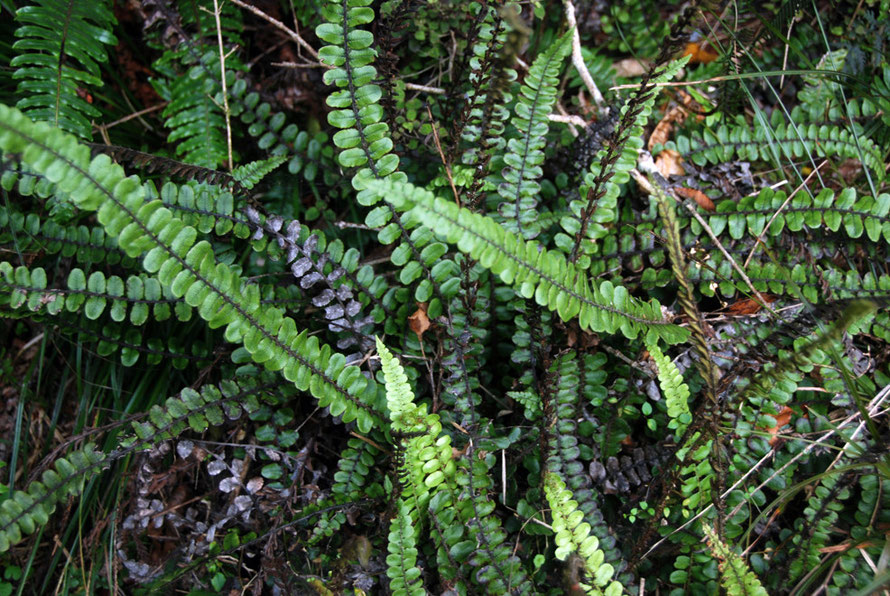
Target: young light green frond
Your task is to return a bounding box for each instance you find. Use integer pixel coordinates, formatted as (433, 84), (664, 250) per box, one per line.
(544, 472), (624, 596)
(645, 339), (691, 437)
(376, 336), (420, 429)
(702, 525), (769, 596)
(496, 29), (572, 239)
(369, 178), (689, 344)
(231, 155), (288, 189)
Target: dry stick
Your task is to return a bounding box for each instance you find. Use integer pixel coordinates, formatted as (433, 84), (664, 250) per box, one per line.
(427, 106), (460, 207)
(93, 103), (168, 131)
(681, 199), (780, 317)
(211, 0), (233, 171)
(563, 0), (604, 105)
(632, 165), (778, 317)
(743, 160), (826, 269)
(229, 0), (319, 60)
(406, 82), (446, 94)
(272, 61), (325, 69)
(548, 112), (588, 130)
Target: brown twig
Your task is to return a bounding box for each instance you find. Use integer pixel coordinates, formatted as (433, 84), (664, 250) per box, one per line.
(229, 0), (320, 60)
(427, 106), (460, 207)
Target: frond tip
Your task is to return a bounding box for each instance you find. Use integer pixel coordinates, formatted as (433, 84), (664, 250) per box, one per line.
(0, 444), (106, 553)
(544, 471), (624, 596)
(702, 524), (769, 596)
(376, 335), (421, 431)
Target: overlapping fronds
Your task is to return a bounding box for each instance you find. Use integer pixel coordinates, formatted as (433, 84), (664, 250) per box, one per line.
(370, 178), (689, 344)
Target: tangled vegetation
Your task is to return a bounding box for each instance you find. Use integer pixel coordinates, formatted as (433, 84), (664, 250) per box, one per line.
(1, 0), (889, 594)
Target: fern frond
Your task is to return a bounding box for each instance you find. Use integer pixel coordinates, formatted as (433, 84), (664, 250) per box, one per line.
(125, 376), (284, 447)
(228, 77), (341, 189)
(156, 49), (231, 168)
(544, 471), (624, 596)
(386, 501), (424, 596)
(0, 263), (179, 325)
(651, 174), (720, 401)
(11, 0), (117, 139)
(645, 339), (691, 437)
(0, 103), (385, 434)
(428, 451), (533, 595)
(377, 337), (456, 594)
(0, 444), (106, 553)
(674, 115), (885, 185)
(746, 299), (877, 401)
(562, 56), (690, 267)
(544, 352), (631, 588)
(702, 524), (769, 596)
(89, 143), (245, 192)
(318, 0), (459, 318)
(231, 155), (287, 189)
(371, 178), (689, 344)
(316, 0), (400, 190)
(495, 29), (572, 239)
(310, 436), (383, 543)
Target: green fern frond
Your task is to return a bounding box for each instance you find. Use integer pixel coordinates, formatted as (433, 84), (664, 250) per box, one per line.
(316, 0), (401, 192)
(562, 56), (690, 267)
(0, 103), (385, 435)
(228, 77), (340, 189)
(645, 339), (691, 437)
(0, 263), (178, 325)
(0, 444), (106, 553)
(675, 115), (885, 185)
(310, 436), (384, 544)
(125, 376), (283, 447)
(746, 299), (877, 400)
(156, 50), (232, 168)
(496, 29), (572, 239)
(545, 352), (631, 587)
(231, 155), (287, 190)
(702, 524), (769, 596)
(386, 501), (424, 596)
(318, 0), (458, 319)
(371, 178), (689, 344)
(544, 471), (624, 596)
(798, 49), (848, 119)
(11, 0), (117, 139)
(457, 6), (516, 175)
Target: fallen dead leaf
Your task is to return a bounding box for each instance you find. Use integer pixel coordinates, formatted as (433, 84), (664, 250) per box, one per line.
(613, 58), (650, 77)
(655, 149), (685, 177)
(725, 294), (778, 315)
(649, 104), (689, 150)
(766, 405), (794, 446)
(408, 303), (431, 339)
(674, 186), (715, 212)
(683, 41), (720, 65)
